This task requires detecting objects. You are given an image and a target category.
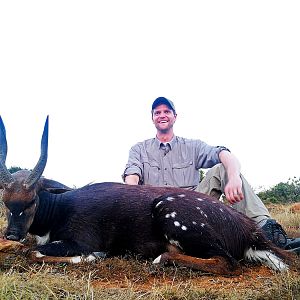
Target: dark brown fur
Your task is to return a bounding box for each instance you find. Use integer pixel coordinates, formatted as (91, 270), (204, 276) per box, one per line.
(3, 182), (288, 274)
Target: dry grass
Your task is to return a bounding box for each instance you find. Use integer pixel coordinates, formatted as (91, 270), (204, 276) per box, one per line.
(0, 202), (300, 299)
(267, 203), (300, 238)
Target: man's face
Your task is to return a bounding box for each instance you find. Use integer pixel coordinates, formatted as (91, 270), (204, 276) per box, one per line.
(152, 104), (177, 133)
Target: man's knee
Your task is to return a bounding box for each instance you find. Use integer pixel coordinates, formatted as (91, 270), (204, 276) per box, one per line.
(205, 163), (226, 179)
(198, 164), (226, 195)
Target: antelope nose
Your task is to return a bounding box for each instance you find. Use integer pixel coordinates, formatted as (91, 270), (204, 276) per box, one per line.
(6, 234), (20, 241)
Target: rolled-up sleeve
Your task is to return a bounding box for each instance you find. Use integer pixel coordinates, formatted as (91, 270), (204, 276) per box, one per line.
(122, 143), (143, 182)
(194, 140), (230, 169)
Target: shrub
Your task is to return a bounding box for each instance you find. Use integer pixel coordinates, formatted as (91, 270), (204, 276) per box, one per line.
(258, 177), (300, 204)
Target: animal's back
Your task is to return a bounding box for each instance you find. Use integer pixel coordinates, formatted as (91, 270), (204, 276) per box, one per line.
(52, 182), (288, 269)
(63, 183), (254, 258)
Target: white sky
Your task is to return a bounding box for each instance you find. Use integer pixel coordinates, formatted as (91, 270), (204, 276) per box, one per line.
(1, 1), (299, 190)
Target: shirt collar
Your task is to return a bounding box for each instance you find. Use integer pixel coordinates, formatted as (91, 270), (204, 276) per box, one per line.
(155, 136), (176, 150)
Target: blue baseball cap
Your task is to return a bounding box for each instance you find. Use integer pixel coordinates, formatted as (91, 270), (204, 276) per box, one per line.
(151, 97), (176, 114)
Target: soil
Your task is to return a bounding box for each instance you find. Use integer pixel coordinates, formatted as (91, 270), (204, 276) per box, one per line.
(91, 264), (277, 291)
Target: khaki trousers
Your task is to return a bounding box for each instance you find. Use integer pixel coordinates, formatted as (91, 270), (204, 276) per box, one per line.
(196, 164), (270, 224)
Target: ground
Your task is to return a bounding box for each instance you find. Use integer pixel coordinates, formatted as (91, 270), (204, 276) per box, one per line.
(0, 202), (300, 299)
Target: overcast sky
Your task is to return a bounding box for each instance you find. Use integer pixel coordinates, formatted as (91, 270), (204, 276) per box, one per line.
(1, 1), (299, 190)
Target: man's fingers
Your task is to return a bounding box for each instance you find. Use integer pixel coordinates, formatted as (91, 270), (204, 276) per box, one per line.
(225, 189), (244, 204)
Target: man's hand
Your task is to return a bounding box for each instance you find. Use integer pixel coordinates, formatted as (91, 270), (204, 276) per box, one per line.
(224, 176), (244, 204)
(124, 174), (139, 185)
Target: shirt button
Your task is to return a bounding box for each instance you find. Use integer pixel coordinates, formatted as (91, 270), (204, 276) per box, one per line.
(164, 168), (167, 170)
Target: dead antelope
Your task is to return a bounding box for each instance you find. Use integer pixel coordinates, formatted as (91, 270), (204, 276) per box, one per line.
(0, 116), (290, 275)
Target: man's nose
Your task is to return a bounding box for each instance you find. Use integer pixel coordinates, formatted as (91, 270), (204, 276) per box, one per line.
(159, 112), (167, 118)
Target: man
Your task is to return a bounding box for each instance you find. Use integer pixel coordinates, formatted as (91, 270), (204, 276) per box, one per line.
(123, 96), (300, 254)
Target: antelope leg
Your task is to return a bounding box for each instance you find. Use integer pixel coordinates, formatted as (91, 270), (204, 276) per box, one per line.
(29, 250), (99, 264)
(154, 252), (242, 275)
(0, 238), (24, 252)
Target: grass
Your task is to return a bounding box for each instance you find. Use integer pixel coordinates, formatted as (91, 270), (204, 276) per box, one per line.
(0, 201), (300, 299)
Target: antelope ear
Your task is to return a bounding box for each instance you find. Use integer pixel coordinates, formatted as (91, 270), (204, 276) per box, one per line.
(39, 178), (73, 194)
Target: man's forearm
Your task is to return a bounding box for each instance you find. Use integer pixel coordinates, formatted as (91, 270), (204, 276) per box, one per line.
(219, 150), (244, 203)
(219, 150), (241, 178)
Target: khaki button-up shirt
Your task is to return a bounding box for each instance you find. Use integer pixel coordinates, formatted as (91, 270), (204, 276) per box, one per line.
(123, 136), (229, 190)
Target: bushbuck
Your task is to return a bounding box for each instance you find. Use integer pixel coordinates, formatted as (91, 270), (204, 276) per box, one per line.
(0, 116), (290, 275)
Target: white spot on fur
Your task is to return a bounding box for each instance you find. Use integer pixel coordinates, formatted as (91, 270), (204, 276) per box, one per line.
(170, 211), (177, 218)
(19, 211), (23, 216)
(35, 232), (50, 245)
(245, 248), (288, 271)
(169, 239), (183, 249)
(52, 240), (62, 244)
(165, 214), (170, 218)
(192, 221), (197, 225)
(166, 197), (175, 201)
(164, 234), (168, 240)
(155, 201), (163, 208)
(196, 198), (204, 201)
(197, 209), (208, 218)
(219, 208), (224, 212)
(153, 255), (162, 264)
(174, 221), (180, 227)
(178, 194), (186, 198)
(181, 225), (187, 231)
(201, 223), (205, 227)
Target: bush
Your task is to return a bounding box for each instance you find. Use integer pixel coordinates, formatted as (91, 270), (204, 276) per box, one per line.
(8, 166), (23, 173)
(258, 177), (300, 204)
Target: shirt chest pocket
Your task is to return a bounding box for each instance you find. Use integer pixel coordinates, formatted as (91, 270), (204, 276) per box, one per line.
(142, 160), (160, 186)
(172, 160), (197, 187)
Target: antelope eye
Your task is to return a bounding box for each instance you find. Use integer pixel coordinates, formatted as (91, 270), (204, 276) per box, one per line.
(5, 198), (36, 215)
